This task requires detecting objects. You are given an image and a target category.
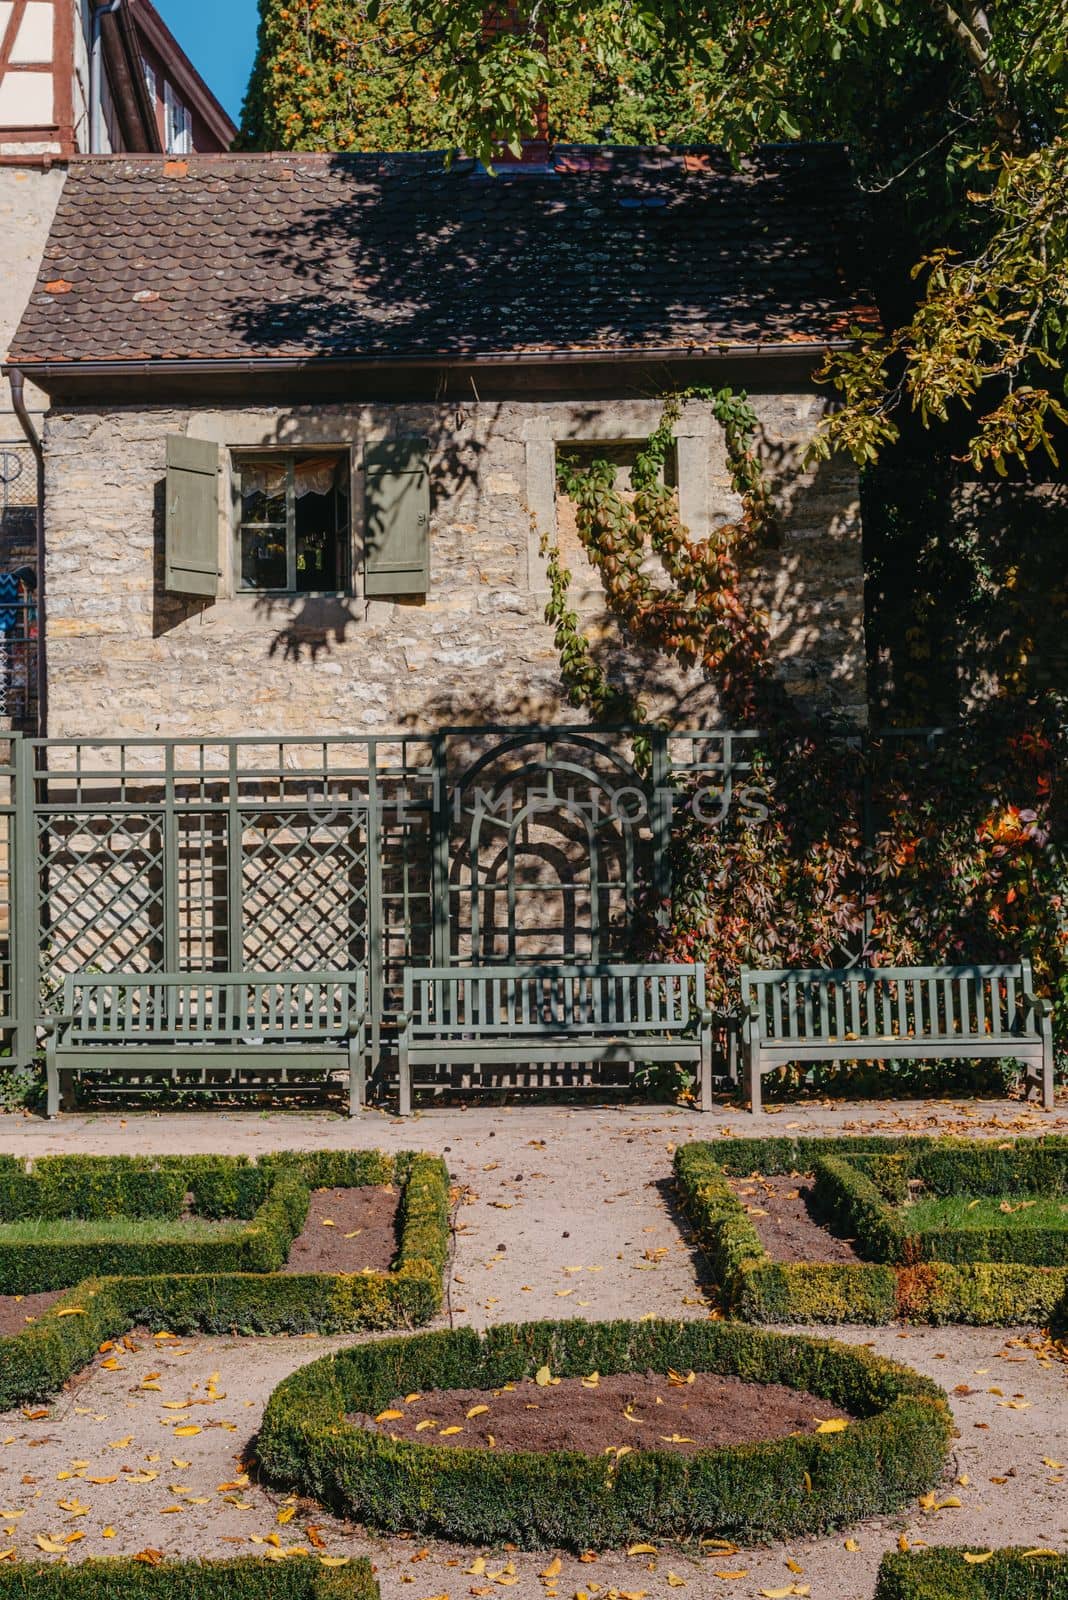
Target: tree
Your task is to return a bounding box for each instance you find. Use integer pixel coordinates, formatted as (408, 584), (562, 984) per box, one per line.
(389, 0), (1068, 472)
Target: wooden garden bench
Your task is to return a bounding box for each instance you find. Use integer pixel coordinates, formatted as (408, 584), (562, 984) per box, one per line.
(738, 961), (1054, 1114)
(44, 970), (367, 1118)
(397, 962), (714, 1116)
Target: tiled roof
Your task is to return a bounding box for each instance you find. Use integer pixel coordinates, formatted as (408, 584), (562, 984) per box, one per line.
(8, 145), (877, 368)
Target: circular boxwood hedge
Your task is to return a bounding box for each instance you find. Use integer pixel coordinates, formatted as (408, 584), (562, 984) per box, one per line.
(258, 1318), (951, 1550)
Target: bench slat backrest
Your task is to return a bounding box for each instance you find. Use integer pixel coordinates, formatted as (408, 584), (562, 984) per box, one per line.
(741, 962), (1036, 1045)
(403, 964), (704, 1034)
(63, 971), (365, 1043)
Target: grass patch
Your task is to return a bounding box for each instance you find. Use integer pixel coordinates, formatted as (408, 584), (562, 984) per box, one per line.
(906, 1195), (1068, 1231)
(0, 1216), (247, 1246)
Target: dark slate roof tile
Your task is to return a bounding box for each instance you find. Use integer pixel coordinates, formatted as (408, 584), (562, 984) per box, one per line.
(8, 145), (876, 366)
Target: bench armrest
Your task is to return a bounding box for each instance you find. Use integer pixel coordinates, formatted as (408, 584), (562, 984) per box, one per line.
(40, 1013), (76, 1038)
(1021, 992), (1054, 1018)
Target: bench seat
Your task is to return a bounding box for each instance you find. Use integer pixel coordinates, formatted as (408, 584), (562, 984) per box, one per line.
(398, 963), (714, 1115)
(45, 970), (367, 1118)
(738, 962), (1054, 1114)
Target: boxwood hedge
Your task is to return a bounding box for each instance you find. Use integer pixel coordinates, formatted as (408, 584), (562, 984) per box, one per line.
(676, 1140), (1068, 1325)
(257, 1317), (951, 1550)
(875, 1547), (1068, 1599)
(0, 1150), (449, 1407)
(0, 1558), (378, 1600)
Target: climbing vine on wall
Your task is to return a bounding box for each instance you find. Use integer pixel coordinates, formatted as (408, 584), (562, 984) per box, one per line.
(541, 387), (775, 759)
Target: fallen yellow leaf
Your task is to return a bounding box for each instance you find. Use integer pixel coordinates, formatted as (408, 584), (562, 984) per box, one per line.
(173, 1426), (201, 1437)
(467, 1406), (490, 1419)
(319, 1557), (350, 1568)
(375, 1410), (404, 1422)
(627, 1544), (657, 1556)
(963, 1553), (994, 1565)
(277, 1506), (297, 1525)
(539, 1557), (562, 1579)
(439, 1426), (463, 1437)
(814, 1419), (848, 1434)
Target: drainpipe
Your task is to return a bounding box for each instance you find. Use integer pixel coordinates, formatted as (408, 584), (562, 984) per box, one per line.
(89, 0), (123, 154)
(9, 371), (47, 739)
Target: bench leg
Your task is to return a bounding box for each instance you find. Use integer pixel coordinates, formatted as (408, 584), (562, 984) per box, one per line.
(398, 1034), (412, 1117)
(1040, 1038), (1055, 1112)
(348, 1033), (366, 1117)
(743, 1042), (763, 1115)
(45, 1039), (59, 1119)
(698, 1028), (713, 1112)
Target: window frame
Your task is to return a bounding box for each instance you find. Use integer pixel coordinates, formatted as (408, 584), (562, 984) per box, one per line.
(163, 78), (192, 154)
(231, 449), (352, 598)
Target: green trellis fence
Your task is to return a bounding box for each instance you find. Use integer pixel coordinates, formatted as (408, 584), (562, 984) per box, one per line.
(0, 727), (770, 1071)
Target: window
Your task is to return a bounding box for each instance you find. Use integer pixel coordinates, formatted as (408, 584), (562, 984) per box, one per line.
(142, 57), (157, 104)
(233, 452), (350, 594)
(163, 78), (192, 154)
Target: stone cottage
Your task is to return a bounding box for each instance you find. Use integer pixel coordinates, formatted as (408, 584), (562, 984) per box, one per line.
(5, 143), (875, 740)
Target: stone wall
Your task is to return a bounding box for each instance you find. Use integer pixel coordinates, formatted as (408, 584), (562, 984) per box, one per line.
(43, 392), (867, 740)
(0, 165), (65, 570)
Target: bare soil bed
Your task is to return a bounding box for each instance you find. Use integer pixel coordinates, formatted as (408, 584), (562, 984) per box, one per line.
(729, 1173), (865, 1263)
(283, 1185), (399, 1274)
(353, 1370), (855, 1456)
(0, 1287), (67, 1337)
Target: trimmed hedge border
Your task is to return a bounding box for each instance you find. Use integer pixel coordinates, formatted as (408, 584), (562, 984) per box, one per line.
(675, 1140), (1068, 1325)
(257, 1317), (951, 1550)
(0, 1558), (378, 1600)
(875, 1547), (1068, 1599)
(0, 1151), (450, 1408)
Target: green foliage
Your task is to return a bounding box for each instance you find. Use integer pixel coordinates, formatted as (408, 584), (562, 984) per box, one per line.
(543, 388), (773, 749)
(259, 1317), (951, 1549)
(659, 707), (1068, 1085)
(389, 0), (1068, 471)
(676, 1138), (1068, 1325)
(239, 0), (730, 154)
(875, 1546), (1068, 1599)
(0, 1557), (378, 1600)
(0, 1152), (450, 1405)
(813, 1156), (911, 1264)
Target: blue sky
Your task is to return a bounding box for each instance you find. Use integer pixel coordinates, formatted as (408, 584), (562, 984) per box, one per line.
(155, 0), (260, 125)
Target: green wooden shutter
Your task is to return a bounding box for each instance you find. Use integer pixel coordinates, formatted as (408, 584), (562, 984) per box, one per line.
(363, 438), (430, 597)
(165, 436), (220, 597)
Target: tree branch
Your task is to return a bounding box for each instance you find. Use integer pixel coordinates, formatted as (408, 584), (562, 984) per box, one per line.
(928, 0), (1023, 148)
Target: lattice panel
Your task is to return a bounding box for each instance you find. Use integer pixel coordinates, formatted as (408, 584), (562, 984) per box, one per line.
(176, 811), (230, 971)
(239, 808), (369, 971)
(445, 733), (653, 964)
(379, 804), (432, 1012)
(38, 812), (166, 995)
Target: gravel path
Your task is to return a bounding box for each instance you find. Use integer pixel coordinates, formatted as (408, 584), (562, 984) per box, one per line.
(0, 1098), (1062, 1598)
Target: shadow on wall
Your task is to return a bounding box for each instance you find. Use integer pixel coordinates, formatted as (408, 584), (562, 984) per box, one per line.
(865, 455), (1068, 723)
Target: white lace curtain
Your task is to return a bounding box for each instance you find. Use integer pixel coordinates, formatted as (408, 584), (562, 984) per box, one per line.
(241, 457), (339, 500)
